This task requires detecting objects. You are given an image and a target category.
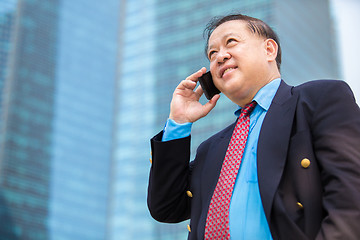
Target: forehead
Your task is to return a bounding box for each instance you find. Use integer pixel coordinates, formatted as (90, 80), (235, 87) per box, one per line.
(208, 20), (252, 47)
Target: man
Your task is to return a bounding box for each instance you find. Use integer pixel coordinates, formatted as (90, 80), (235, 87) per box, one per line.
(147, 14), (360, 240)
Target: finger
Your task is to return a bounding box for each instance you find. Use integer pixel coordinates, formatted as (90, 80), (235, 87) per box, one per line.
(201, 94), (220, 116)
(179, 79), (197, 91)
(186, 67), (207, 82)
(194, 84), (204, 98)
(210, 94), (220, 103)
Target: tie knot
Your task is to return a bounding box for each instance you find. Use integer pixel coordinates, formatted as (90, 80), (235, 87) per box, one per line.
(240, 101), (257, 117)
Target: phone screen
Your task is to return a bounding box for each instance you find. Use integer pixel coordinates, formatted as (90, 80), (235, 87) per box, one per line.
(198, 71), (220, 100)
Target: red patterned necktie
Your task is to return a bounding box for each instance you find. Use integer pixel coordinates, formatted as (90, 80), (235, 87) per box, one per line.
(204, 101), (257, 240)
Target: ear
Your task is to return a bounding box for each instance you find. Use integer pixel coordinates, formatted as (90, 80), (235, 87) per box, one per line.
(264, 38), (278, 62)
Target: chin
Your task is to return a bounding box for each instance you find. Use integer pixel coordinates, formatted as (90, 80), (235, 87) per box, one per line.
(222, 81), (241, 93)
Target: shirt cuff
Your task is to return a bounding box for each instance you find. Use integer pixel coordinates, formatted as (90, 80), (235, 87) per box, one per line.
(162, 118), (193, 141)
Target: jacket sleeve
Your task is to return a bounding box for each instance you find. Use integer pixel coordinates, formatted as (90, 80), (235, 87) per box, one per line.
(312, 81), (360, 239)
(147, 131), (192, 223)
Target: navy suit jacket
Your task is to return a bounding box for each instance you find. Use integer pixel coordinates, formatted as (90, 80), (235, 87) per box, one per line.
(148, 80), (360, 240)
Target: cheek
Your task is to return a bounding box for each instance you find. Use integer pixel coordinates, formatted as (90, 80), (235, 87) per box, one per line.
(209, 61), (216, 71)
(209, 63), (217, 77)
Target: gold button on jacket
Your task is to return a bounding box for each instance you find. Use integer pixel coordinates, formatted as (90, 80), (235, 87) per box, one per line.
(301, 158), (311, 168)
(297, 202), (304, 209)
(186, 191), (193, 198)
(187, 224), (191, 232)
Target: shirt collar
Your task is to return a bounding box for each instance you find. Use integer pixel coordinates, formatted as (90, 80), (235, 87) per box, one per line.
(234, 78), (281, 117)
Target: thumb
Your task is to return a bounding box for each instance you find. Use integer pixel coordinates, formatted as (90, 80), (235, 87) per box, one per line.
(201, 94), (220, 116)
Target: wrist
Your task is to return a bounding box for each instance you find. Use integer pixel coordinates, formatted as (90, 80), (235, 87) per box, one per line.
(168, 114), (191, 124)
(162, 119), (193, 141)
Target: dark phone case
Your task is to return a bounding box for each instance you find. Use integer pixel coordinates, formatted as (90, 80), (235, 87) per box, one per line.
(198, 72), (221, 100)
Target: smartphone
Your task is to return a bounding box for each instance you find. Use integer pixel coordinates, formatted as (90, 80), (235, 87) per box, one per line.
(198, 71), (221, 100)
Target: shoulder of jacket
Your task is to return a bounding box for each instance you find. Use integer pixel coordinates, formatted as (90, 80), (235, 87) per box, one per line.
(294, 79), (348, 91)
(291, 80), (350, 98)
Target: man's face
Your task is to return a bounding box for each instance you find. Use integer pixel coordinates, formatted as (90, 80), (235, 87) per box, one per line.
(207, 20), (273, 106)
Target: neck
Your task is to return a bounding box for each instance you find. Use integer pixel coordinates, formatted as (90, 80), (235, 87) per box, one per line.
(233, 73), (281, 108)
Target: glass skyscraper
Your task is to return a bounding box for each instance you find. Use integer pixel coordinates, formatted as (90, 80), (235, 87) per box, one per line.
(49, 0), (120, 239)
(112, 0), (339, 239)
(0, 0), (59, 239)
(108, 1), (157, 239)
(0, 0), (17, 110)
(274, 0), (339, 85)
(0, 0), (120, 239)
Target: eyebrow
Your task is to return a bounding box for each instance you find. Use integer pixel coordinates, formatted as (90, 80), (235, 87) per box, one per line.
(208, 33), (239, 52)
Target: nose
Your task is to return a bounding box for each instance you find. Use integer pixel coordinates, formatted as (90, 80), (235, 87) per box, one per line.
(217, 48), (231, 64)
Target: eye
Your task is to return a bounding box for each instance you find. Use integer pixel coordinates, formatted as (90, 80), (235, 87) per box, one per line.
(208, 50), (217, 60)
(226, 38), (237, 44)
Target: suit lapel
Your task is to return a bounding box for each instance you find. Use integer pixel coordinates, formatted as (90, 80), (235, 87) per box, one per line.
(202, 122), (235, 195)
(257, 80), (298, 221)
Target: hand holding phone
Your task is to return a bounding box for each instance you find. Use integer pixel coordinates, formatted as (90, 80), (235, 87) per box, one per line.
(198, 71), (221, 100)
(169, 68), (220, 123)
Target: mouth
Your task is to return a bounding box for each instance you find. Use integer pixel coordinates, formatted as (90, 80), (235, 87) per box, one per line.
(221, 66), (237, 78)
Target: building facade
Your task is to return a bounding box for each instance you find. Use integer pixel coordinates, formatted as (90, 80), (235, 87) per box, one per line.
(0, 0), (60, 238)
(0, 0), (120, 239)
(49, 0), (120, 239)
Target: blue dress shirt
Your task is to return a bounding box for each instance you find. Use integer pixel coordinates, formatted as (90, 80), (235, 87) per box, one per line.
(162, 78), (281, 239)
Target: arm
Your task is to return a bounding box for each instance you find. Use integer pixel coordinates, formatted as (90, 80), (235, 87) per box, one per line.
(313, 81), (360, 239)
(147, 68), (220, 222)
(162, 119), (192, 141)
(147, 132), (192, 222)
